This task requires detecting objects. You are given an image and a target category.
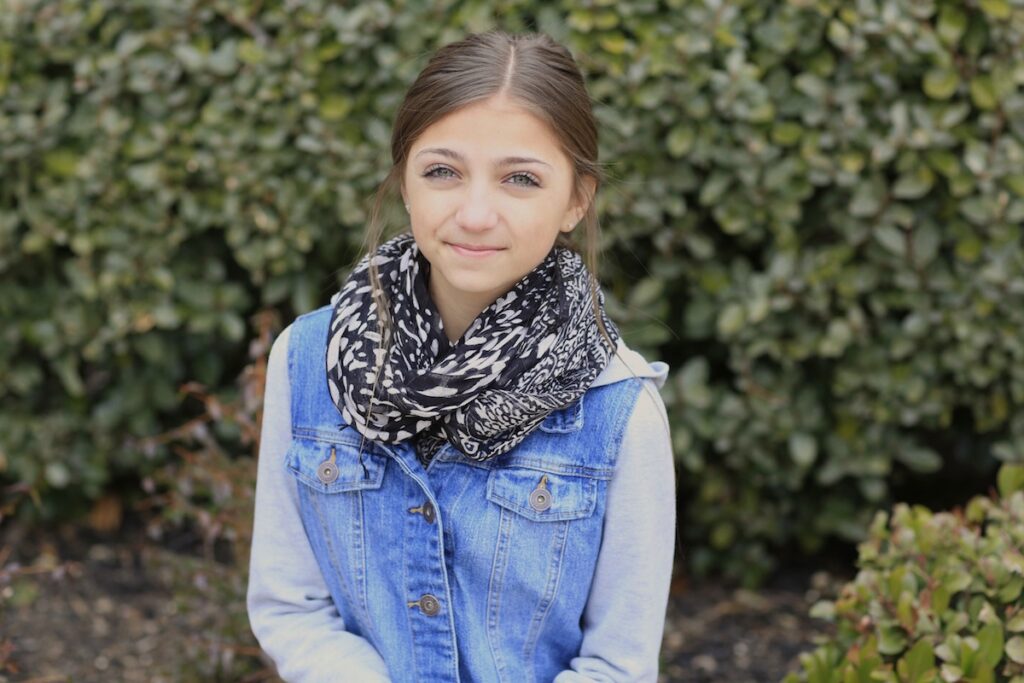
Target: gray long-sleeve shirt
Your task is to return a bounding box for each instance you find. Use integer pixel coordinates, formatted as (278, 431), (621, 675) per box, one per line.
(247, 323), (677, 682)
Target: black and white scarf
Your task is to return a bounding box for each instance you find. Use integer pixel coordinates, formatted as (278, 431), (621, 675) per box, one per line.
(325, 231), (620, 467)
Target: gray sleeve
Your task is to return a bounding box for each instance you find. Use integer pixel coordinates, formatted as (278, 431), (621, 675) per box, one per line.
(552, 378), (677, 683)
(246, 323), (393, 683)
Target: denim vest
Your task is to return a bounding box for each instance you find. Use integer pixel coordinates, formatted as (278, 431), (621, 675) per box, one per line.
(285, 305), (645, 683)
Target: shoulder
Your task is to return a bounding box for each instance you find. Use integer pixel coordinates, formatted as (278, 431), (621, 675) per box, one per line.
(267, 303), (327, 385)
(269, 304), (333, 366)
(591, 338), (670, 390)
(586, 338), (672, 457)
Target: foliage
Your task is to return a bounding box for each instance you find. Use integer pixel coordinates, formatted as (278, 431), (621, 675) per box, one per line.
(2, 0), (1024, 585)
(134, 308), (281, 680)
(783, 463), (1024, 683)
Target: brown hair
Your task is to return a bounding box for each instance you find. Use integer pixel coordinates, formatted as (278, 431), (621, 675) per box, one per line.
(356, 28), (613, 356)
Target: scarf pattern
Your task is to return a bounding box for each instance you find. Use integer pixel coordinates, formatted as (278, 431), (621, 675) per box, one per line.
(325, 232), (620, 467)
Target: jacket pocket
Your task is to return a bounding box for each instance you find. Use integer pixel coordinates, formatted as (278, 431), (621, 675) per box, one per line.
(482, 465), (601, 681)
(485, 466), (596, 522)
(285, 434), (387, 640)
(286, 434), (386, 493)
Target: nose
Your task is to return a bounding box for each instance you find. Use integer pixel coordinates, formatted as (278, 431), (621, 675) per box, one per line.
(454, 183), (499, 232)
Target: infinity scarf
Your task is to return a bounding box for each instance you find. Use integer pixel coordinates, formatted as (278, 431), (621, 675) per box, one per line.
(325, 231), (620, 467)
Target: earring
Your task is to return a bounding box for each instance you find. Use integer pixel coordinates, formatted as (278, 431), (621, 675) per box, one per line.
(405, 204), (410, 212)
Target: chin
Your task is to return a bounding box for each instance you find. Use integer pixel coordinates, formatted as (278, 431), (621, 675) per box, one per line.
(443, 272), (507, 294)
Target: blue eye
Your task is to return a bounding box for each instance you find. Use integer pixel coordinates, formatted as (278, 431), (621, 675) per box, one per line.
(422, 165), (541, 188)
(423, 165), (456, 180)
(508, 172), (541, 187)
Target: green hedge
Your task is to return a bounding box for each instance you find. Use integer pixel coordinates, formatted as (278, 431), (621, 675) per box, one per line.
(784, 464), (1024, 683)
(2, 0), (1023, 585)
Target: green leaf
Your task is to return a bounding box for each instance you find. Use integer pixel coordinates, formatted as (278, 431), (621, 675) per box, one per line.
(771, 121), (803, 146)
(893, 166), (935, 199)
(319, 95), (351, 121)
(979, 0), (1011, 19)
(896, 447), (943, 473)
(874, 225), (906, 257)
(667, 124), (695, 157)
(1004, 174), (1024, 197)
(923, 68), (959, 100)
(628, 277), (665, 308)
(937, 6), (968, 45)
(879, 622), (908, 655)
(978, 623), (1004, 667)
(998, 464), (1024, 497)
(1006, 636), (1024, 665)
(898, 639), (935, 683)
(716, 302), (746, 337)
(789, 433), (818, 468)
(43, 149), (80, 177)
(970, 76), (998, 110)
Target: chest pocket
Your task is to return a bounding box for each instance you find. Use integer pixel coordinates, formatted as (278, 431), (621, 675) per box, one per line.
(285, 432), (387, 633)
(485, 467), (596, 522)
(481, 463), (602, 674)
(285, 433), (387, 493)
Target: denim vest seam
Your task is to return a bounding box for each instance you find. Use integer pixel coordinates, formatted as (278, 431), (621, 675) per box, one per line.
(487, 507), (512, 682)
(399, 510), (423, 683)
(305, 488), (366, 633)
(537, 393), (584, 433)
(490, 458), (613, 479)
(521, 518), (569, 678)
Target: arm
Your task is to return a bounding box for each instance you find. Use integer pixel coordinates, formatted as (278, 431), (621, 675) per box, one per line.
(553, 378), (677, 683)
(246, 324), (393, 683)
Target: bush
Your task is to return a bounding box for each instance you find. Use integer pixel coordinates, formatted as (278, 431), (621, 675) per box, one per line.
(784, 464), (1024, 683)
(3, 0), (1024, 586)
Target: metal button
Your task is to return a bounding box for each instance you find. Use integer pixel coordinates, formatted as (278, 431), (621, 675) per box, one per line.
(316, 446), (339, 484)
(529, 474), (552, 512)
(408, 593), (440, 616)
(408, 501), (436, 524)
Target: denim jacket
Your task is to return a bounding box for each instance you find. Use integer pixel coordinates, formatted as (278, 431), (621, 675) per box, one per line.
(247, 305), (675, 682)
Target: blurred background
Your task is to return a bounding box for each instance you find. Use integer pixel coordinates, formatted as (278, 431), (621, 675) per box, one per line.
(2, 0), (1024, 681)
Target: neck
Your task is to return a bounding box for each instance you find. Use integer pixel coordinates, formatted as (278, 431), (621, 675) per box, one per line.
(428, 275), (501, 344)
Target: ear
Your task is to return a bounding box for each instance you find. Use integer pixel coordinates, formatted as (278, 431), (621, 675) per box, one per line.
(561, 175), (597, 233)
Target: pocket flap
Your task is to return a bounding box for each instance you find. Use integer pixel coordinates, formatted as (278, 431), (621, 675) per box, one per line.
(286, 435), (386, 493)
(486, 467), (596, 522)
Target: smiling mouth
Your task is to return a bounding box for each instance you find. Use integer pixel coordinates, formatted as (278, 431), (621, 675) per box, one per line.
(446, 242), (505, 257)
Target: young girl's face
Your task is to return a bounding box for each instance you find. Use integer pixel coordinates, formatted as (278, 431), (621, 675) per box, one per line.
(401, 95), (590, 315)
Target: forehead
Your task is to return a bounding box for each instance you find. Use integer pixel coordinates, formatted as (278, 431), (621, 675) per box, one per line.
(410, 99), (567, 166)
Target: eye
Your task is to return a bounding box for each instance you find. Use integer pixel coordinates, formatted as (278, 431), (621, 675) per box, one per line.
(508, 172), (541, 187)
(423, 164), (456, 180)
(421, 164), (541, 188)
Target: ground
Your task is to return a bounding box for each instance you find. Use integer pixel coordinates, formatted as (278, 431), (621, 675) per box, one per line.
(0, 520), (852, 683)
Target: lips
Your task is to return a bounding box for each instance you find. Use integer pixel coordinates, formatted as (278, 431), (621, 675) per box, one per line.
(446, 242), (504, 257)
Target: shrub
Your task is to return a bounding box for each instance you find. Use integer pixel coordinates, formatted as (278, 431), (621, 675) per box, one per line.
(3, 0), (1024, 585)
(783, 464), (1024, 683)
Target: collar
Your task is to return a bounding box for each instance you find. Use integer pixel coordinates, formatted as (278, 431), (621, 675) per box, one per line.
(590, 338), (669, 389)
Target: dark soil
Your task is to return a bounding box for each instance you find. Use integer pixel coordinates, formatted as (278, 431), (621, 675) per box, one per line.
(0, 520), (853, 683)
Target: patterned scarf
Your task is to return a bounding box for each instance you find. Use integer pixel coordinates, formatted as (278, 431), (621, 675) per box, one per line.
(325, 231), (620, 467)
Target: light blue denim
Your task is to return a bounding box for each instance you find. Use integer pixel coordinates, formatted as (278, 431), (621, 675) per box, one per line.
(247, 304), (676, 682)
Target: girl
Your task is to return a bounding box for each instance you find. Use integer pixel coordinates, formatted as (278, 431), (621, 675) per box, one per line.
(247, 29), (676, 683)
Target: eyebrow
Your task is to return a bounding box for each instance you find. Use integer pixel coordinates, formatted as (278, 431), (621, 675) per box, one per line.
(414, 147), (552, 169)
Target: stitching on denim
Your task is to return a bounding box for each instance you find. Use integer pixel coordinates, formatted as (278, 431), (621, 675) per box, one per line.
(305, 487), (363, 635)
(487, 472), (597, 522)
(487, 506), (512, 682)
(522, 518), (569, 679)
(400, 488), (424, 683)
